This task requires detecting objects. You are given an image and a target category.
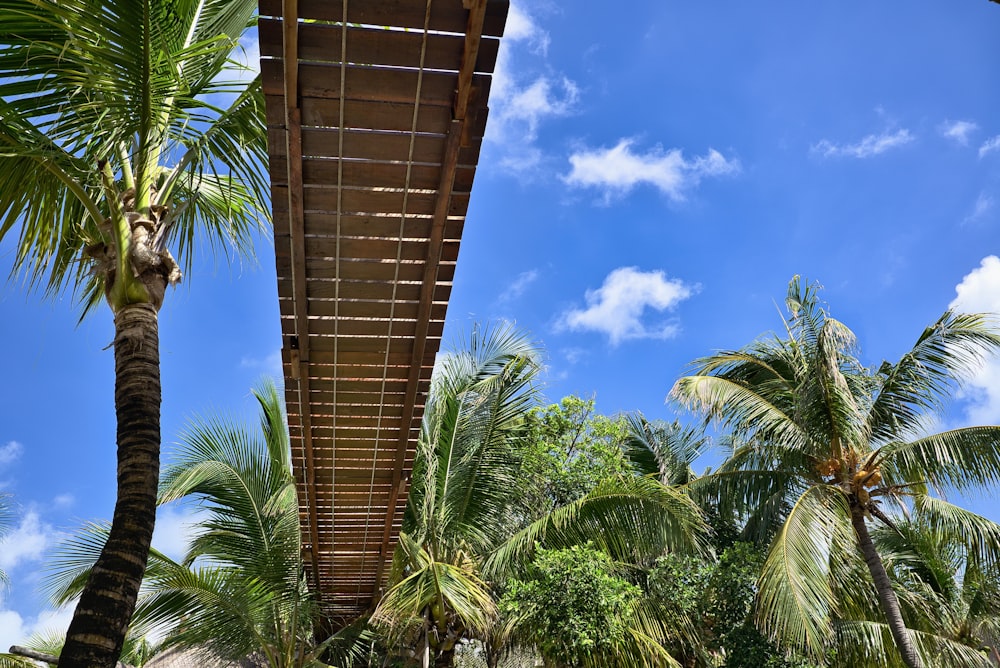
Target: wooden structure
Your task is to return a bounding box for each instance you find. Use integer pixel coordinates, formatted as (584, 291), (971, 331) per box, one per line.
(259, 0), (509, 625)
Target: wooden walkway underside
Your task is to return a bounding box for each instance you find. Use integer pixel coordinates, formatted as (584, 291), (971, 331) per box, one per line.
(259, 0), (509, 624)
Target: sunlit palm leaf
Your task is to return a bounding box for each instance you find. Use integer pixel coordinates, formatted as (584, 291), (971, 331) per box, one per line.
(756, 484), (851, 658)
(485, 475), (708, 578)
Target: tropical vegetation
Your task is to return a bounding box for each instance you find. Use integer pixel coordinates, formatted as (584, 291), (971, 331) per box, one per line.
(0, 0), (268, 663)
(9, 280), (1000, 668)
(672, 277), (1000, 668)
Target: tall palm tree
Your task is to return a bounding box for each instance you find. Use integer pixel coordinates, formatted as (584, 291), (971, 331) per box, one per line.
(45, 381), (364, 668)
(671, 277), (1000, 668)
(0, 1), (267, 664)
(834, 514), (1000, 667)
(373, 323), (708, 667)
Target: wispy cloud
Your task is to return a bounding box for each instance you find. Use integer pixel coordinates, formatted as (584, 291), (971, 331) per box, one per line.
(940, 120), (978, 146)
(964, 192), (994, 225)
(812, 129), (914, 159)
(557, 267), (697, 345)
(487, 2), (577, 173)
(499, 269), (539, 303)
(0, 441), (22, 467)
(0, 510), (55, 572)
(0, 606), (74, 652)
(979, 135), (1000, 158)
(950, 256), (1000, 425)
(153, 503), (209, 563)
(240, 350), (283, 380)
(564, 139), (739, 202)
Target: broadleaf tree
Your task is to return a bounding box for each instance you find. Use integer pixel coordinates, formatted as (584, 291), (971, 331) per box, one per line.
(0, 1), (268, 664)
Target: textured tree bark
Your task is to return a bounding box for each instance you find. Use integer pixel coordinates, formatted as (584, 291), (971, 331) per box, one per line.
(59, 303), (161, 668)
(850, 503), (923, 668)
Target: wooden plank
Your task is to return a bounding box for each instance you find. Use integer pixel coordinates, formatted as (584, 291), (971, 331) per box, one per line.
(259, 20), (500, 73)
(275, 257), (457, 284)
(271, 185), (471, 218)
(258, 0), (510, 38)
(279, 296), (449, 321)
(268, 128), (483, 168)
(270, 156), (477, 193)
(266, 96), (452, 135)
(263, 60), (492, 109)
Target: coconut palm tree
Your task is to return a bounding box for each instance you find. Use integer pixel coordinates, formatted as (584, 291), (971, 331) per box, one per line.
(45, 381), (365, 668)
(0, 1), (267, 664)
(833, 513), (1000, 667)
(373, 323), (708, 667)
(671, 277), (1000, 668)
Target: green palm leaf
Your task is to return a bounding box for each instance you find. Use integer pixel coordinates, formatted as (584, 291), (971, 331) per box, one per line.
(756, 484), (851, 658)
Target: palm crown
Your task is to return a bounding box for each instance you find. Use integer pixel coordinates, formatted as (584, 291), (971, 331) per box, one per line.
(0, 0), (267, 310)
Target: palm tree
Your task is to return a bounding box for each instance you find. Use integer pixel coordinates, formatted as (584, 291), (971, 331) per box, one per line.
(834, 514), (1000, 667)
(372, 323), (708, 667)
(45, 381), (364, 668)
(0, 1), (267, 664)
(671, 277), (1000, 668)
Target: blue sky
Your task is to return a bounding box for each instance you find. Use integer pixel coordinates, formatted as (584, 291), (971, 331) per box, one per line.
(2, 0), (1000, 647)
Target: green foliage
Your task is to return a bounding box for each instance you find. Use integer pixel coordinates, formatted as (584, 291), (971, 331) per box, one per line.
(522, 395), (633, 512)
(43, 380), (366, 668)
(672, 277), (1000, 666)
(500, 544), (643, 666)
(647, 540), (817, 668)
(0, 0), (268, 307)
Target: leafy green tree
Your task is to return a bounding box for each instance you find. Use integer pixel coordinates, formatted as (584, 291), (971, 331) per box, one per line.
(500, 543), (667, 668)
(0, 1), (267, 663)
(45, 382), (363, 668)
(521, 396), (633, 511)
(672, 277), (1000, 668)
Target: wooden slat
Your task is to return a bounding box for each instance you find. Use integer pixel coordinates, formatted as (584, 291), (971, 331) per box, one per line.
(259, 20), (501, 73)
(258, 0), (509, 38)
(262, 60), (493, 110)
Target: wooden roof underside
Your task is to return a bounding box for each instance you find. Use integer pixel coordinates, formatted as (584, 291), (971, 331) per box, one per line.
(259, 0), (509, 625)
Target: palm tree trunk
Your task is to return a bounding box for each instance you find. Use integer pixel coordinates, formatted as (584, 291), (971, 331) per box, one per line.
(59, 303), (161, 668)
(850, 503), (923, 668)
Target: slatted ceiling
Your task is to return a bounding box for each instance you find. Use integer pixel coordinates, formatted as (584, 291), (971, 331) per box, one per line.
(263, 0), (507, 626)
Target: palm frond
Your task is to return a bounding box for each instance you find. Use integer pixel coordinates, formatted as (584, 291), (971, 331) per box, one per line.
(756, 484), (852, 659)
(913, 496), (1000, 569)
(884, 426), (1000, 493)
(485, 476), (708, 578)
(671, 375), (809, 452)
(868, 311), (1000, 443)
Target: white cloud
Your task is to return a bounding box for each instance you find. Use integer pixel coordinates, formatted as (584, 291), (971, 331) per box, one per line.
(564, 139), (739, 202)
(0, 441), (22, 467)
(0, 510), (54, 572)
(979, 135), (1000, 158)
(558, 267), (697, 345)
(504, 2), (550, 53)
(940, 120), (978, 146)
(0, 606), (74, 650)
(486, 2), (576, 174)
(152, 503), (206, 563)
(498, 270), (539, 303)
(812, 129), (914, 158)
(949, 256), (1000, 425)
(223, 28), (260, 83)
